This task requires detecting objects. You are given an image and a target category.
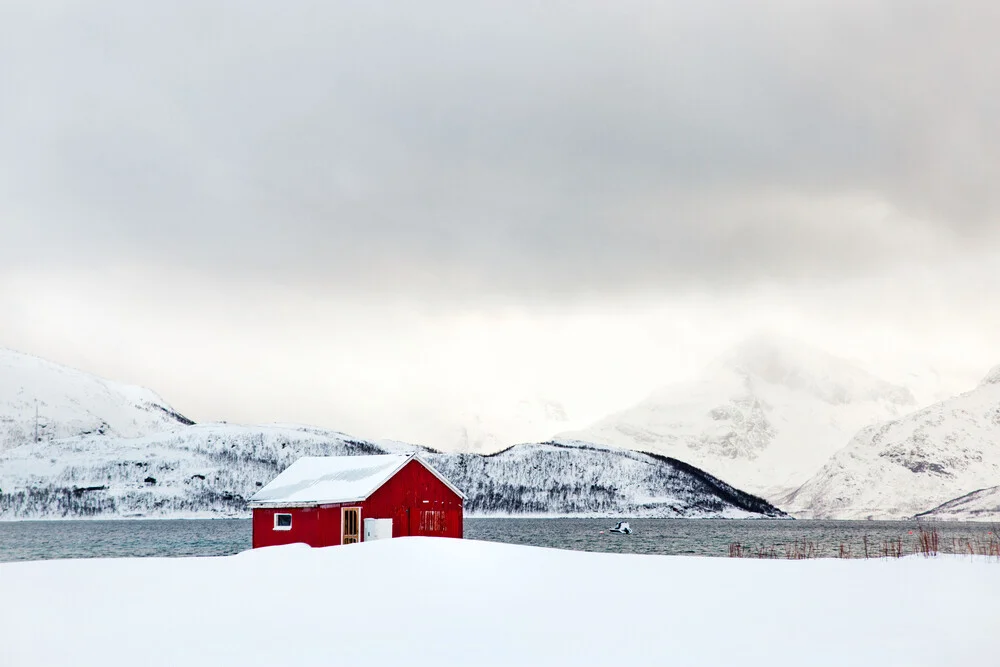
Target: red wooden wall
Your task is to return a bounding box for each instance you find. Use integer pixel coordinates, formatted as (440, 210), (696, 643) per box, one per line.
(364, 459), (464, 540)
(252, 459), (463, 548)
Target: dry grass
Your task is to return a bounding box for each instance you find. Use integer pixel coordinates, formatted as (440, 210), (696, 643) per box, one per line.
(726, 527), (999, 561)
(949, 533), (1000, 558)
(785, 540), (817, 560)
(727, 542), (779, 559)
(755, 544), (778, 559)
(881, 537), (903, 558)
(917, 527), (939, 557)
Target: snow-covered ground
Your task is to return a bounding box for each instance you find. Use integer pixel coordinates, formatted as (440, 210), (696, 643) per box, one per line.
(1, 538), (996, 667)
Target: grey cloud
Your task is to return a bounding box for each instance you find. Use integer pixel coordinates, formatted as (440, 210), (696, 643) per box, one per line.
(1, 1), (998, 297)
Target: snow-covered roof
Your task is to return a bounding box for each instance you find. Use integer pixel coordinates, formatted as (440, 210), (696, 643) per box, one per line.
(247, 454), (463, 508)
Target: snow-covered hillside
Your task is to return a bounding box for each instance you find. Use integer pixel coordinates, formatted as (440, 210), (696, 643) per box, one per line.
(0, 424), (418, 518)
(782, 366), (1000, 519)
(426, 441), (784, 518)
(559, 335), (918, 499)
(0, 426), (784, 519)
(0, 348), (192, 449)
(916, 486), (1000, 522)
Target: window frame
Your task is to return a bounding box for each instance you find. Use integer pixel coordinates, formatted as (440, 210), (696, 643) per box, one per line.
(273, 512), (293, 531)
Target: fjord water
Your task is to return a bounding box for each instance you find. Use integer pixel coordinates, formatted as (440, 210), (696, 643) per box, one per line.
(1, 518), (995, 563)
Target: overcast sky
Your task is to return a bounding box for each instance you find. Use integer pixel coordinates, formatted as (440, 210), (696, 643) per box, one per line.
(1, 1), (998, 448)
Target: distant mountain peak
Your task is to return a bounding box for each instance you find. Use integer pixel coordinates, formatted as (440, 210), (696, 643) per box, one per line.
(981, 364), (1000, 386)
(713, 334), (915, 407)
(0, 347), (193, 448)
(558, 334), (921, 498)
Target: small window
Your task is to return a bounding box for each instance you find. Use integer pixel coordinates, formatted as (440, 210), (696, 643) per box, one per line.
(274, 513), (292, 531)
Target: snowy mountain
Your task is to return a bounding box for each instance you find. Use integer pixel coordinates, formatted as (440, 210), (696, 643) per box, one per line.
(915, 486), (1000, 522)
(0, 425), (785, 519)
(0, 424), (415, 518)
(559, 335), (918, 499)
(781, 365), (1000, 519)
(0, 348), (193, 449)
(426, 441), (784, 517)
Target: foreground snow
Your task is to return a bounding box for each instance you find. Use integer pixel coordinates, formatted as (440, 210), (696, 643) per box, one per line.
(2, 538), (996, 667)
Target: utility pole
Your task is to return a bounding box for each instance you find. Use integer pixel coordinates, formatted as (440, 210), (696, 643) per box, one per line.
(34, 401), (39, 443)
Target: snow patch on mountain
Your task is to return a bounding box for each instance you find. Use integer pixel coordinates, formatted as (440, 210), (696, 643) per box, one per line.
(559, 335), (917, 499)
(0, 348), (192, 449)
(782, 373), (1000, 519)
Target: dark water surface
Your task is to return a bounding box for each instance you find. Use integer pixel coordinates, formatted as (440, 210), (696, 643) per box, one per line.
(0, 518), (995, 563)
(0, 519), (251, 562)
(469, 518), (997, 558)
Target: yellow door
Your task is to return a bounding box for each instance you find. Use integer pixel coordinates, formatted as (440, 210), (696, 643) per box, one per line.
(342, 507), (360, 544)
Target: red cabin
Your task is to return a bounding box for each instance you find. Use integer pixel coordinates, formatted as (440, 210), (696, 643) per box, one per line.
(248, 453), (464, 549)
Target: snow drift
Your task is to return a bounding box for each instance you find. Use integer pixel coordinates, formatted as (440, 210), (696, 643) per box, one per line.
(1, 538), (996, 667)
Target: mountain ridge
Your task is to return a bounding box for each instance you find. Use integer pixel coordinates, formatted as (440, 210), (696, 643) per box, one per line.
(4, 341), (996, 521)
(0, 425), (786, 520)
